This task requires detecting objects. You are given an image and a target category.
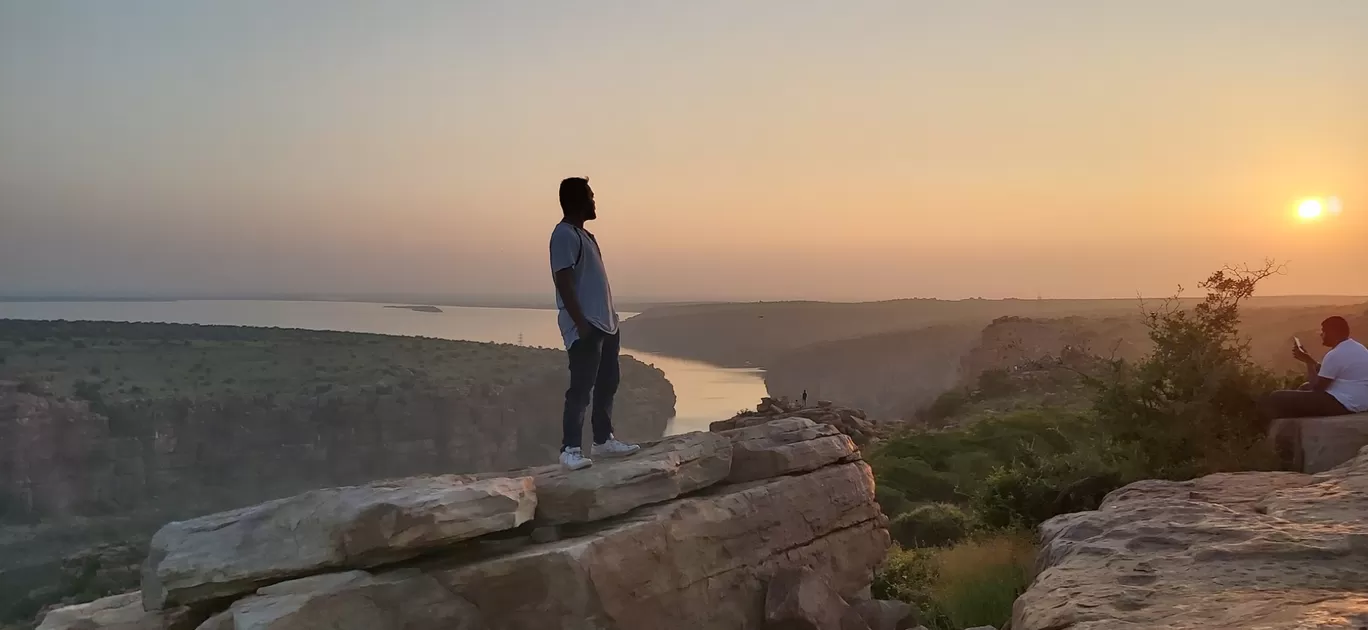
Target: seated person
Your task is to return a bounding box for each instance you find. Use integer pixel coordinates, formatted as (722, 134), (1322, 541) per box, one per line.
(1263, 316), (1368, 420)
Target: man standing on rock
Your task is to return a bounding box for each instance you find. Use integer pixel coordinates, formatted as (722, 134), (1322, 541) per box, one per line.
(1264, 316), (1368, 420)
(550, 177), (641, 470)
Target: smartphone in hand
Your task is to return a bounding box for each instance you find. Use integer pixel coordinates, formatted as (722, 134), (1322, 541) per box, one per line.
(1294, 336), (1306, 354)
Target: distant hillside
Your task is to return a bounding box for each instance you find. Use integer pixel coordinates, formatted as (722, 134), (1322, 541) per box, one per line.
(764, 324), (983, 421)
(763, 302), (1368, 422)
(617, 296), (1368, 369)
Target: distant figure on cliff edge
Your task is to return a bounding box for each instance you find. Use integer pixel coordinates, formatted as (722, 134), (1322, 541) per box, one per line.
(550, 177), (641, 470)
(1263, 316), (1368, 421)
(802, 390), (808, 407)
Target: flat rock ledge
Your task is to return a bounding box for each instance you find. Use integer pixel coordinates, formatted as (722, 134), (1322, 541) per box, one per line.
(39, 422), (892, 630)
(1013, 445), (1368, 630)
(142, 475), (537, 609)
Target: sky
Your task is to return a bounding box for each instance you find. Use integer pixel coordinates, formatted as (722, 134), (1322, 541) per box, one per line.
(2, 1), (1366, 302)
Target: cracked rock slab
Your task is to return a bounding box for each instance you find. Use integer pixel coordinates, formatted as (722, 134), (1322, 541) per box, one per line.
(193, 570), (481, 630)
(1014, 446), (1368, 629)
(37, 592), (204, 630)
(719, 417), (859, 483)
(438, 461), (890, 630)
(141, 474), (535, 610)
(513, 431), (732, 524)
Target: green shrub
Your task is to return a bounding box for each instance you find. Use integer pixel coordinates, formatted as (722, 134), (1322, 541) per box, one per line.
(976, 368), (1015, 398)
(923, 389), (970, 423)
(872, 457), (962, 504)
(870, 409), (1099, 508)
(1094, 263), (1286, 478)
(874, 534), (1035, 630)
(890, 503), (973, 548)
(872, 546), (942, 621)
(972, 444), (1129, 529)
(875, 485), (912, 518)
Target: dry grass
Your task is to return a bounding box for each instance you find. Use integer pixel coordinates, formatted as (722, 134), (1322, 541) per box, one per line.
(931, 532), (1036, 629)
(874, 531), (1038, 630)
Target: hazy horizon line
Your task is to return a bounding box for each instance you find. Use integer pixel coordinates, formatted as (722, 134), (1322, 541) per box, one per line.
(3, 292), (1366, 310)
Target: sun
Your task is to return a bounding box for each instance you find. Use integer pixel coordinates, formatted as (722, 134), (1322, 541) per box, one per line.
(1298, 198), (1325, 220)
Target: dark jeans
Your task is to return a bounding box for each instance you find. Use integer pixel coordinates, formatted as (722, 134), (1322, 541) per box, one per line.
(1262, 387), (1350, 420)
(562, 328), (619, 451)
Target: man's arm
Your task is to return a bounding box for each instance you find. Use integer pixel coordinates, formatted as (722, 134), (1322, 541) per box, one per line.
(553, 267), (591, 340)
(1294, 345), (1325, 389)
(1310, 348), (1341, 393)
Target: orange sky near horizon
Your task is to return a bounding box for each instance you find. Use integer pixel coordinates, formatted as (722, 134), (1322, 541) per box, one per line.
(2, 1), (1365, 302)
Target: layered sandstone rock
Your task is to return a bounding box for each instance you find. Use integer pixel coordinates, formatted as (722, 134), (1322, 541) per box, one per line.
(850, 600), (919, 630)
(763, 566), (871, 630)
(439, 462), (888, 629)
(719, 417), (857, 483)
(194, 570), (481, 630)
(39, 423), (892, 630)
(1014, 447), (1368, 629)
(34, 593), (200, 630)
(513, 431), (732, 524)
(142, 475), (535, 609)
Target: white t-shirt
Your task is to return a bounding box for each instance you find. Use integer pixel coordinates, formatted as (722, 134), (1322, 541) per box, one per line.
(549, 222), (618, 349)
(1320, 338), (1368, 413)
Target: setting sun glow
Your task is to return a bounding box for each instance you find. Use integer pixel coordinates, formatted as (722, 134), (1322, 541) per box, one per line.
(1298, 198), (1326, 220)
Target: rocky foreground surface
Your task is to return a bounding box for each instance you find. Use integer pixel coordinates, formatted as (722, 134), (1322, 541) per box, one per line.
(1014, 445), (1368, 629)
(35, 418), (916, 630)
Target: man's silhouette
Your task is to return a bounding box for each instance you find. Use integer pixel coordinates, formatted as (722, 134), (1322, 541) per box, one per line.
(550, 177), (640, 470)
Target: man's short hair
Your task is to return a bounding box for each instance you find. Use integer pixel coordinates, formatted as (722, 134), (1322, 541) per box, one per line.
(559, 177), (590, 214)
(1323, 316), (1351, 337)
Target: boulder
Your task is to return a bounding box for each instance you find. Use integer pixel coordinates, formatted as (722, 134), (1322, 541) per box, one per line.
(1013, 446), (1368, 629)
(764, 567), (871, 630)
(521, 431), (732, 524)
(1270, 412), (1368, 473)
(437, 462), (890, 630)
(720, 418), (858, 483)
(193, 570), (481, 630)
(851, 599), (919, 630)
(142, 474), (535, 610)
(36, 593), (203, 630)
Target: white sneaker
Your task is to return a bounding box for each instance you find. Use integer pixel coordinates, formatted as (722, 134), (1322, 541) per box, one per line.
(592, 437), (640, 458)
(560, 447), (593, 471)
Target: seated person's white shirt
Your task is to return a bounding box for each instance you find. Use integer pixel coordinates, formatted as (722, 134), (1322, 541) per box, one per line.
(1320, 338), (1368, 412)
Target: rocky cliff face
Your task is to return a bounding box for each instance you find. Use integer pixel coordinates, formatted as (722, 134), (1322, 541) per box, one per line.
(34, 420), (895, 630)
(0, 370), (671, 523)
(1014, 446), (1368, 629)
(956, 316), (1148, 386)
(763, 326), (982, 422)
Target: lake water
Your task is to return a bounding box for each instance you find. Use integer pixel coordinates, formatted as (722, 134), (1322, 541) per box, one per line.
(0, 300), (768, 435)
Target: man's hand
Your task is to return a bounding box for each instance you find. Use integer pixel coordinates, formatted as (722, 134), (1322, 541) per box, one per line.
(1292, 344), (1314, 364)
(553, 267), (593, 343)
